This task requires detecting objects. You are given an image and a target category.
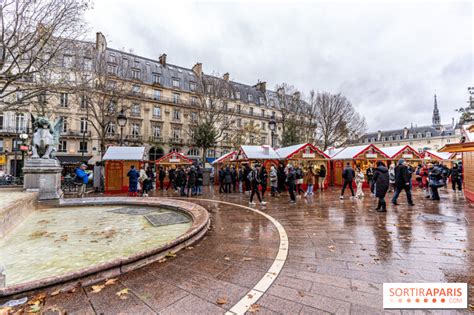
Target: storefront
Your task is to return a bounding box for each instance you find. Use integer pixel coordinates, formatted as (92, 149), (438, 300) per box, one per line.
(276, 143), (330, 189)
(422, 150), (453, 167)
(211, 151), (237, 184)
(155, 151), (193, 186)
(331, 144), (389, 187)
(103, 146), (145, 194)
(380, 145), (422, 166)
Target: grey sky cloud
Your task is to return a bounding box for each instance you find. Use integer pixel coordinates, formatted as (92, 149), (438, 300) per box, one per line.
(85, 0), (473, 132)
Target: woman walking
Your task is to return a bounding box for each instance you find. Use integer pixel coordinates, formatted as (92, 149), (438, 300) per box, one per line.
(286, 165), (296, 204)
(318, 165), (326, 191)
(260, 165), (268, 200)
(355, 166), (365, 199)
(388, 164), (395, 193)
(139, 167), (149, 196)
(372, 161), (389, 212)
(304, 167), (316, 197)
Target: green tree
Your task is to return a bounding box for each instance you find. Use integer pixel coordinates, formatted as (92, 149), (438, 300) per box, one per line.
(281, 119), (302, 146)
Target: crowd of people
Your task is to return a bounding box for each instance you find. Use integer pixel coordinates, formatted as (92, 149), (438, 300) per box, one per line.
(339, 160), (463, 212)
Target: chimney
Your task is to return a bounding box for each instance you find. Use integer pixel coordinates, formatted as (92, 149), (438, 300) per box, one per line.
(293, 91), (300, 100)
(277, 87), (285, 97)
(96, 32), (107, 52)
(255, 81), (266, 93)
(223, 73), (230, 81)
(192, 62), (202, 77)
(159, 53), (167, 66)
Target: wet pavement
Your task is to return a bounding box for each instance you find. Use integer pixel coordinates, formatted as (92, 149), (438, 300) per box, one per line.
(1, 186), (472, 314)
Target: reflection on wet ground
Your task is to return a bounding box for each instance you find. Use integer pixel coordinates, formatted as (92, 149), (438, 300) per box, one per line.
(1, 187), (472, 314)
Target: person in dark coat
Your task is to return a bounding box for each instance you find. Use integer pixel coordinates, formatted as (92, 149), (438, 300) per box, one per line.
(176, 167), (187, 197)
(238, 168), (244, 193)
(146, 166), (155, 192)
(223, 167), (232, 193)
(372, 161), (389, 212)
(244, 164), (251, 193)
(158, 167), (166, 190)
(166, 167), (176, 191)
(260, 165), (268, 200)
(127, 165), (140, 196)
(286, 165), (296, 203)
(249, 164), (266, 205)
(187, 166), (197, 197)
(230, 167), (237, 192)
(277, 163), (286, 193)
(196, 166), (203, 195)
(428, 162), (443, 200)
(450, 163), (462, 192)
(391, 159), (414, 206)
(340, 162), (355, 199)
(218, 167), (225, 193)
(366, 165), (374, 188)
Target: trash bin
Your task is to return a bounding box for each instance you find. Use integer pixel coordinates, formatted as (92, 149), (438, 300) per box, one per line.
(202, 168), (211, 186)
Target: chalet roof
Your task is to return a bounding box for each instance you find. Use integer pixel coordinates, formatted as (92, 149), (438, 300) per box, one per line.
(276, 143), (329, 159)
(102, 146), (145, 161)
(238, 145), (280, 160)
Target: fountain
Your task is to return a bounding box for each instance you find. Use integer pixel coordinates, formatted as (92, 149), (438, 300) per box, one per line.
(0, 118), (210, 297)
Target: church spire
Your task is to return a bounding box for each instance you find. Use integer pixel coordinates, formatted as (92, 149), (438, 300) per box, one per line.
(432, 94), (440, 126)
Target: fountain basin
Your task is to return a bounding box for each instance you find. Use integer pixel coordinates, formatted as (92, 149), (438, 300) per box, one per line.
(0, 197), (209, 297)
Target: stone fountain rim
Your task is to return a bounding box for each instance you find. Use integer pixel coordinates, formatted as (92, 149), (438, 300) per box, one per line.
(0, 197), (210, 298)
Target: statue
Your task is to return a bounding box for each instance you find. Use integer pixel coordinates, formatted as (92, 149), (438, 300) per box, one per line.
(31, 115), (63, 159)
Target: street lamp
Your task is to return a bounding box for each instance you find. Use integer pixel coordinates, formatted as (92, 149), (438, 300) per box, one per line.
(19, 132), (28, 177)
(117, 109), (127, 146)
(269, 115), (276, 148)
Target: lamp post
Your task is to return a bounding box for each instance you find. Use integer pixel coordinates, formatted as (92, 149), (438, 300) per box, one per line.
(117, 109), (127, 146)
(19, 132), (28, 177)
(269, 115), (276, 148)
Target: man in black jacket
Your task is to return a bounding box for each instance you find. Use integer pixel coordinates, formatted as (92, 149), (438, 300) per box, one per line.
(451, 163), (462, 192)
(391, 159), (414, 206)
(340, 162), (355, 199)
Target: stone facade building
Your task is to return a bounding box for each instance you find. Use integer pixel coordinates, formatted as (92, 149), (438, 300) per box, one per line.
(348, 95), (460, 152)
(0, 32), (304, 175)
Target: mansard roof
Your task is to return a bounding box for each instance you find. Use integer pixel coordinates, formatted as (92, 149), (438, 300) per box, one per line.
(360, 124), (456, 140)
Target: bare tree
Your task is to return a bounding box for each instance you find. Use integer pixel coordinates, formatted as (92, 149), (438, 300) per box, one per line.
(313, 91), (367, 150)
(229, 120), (262, 148)
(70, 47), (133, 158)
(0, 0), (89, 112)
(190, 74), (236, 162)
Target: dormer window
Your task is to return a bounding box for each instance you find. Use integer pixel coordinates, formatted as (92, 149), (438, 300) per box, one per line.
(417, 133), (423, 139)
(426, 132), (432, 137)
(190, 82), (196, 91)
(259, 97), (264, 105)
(172, 78), (180, 88)
(152, 73), (161, 84)
(409, 134), (414, 139)
(131, 69), (141, 80)
(248, 94), (253, 102)
(236, 91), (241, 99)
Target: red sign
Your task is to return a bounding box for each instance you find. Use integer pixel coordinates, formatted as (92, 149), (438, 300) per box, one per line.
(20, 145), (29, 151)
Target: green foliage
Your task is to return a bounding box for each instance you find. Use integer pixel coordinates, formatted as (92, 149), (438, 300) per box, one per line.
(281, 119), (302, 146)
(192, 122), (218, 151)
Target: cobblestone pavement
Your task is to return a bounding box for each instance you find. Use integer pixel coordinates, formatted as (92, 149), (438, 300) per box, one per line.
(2, 186), (472, 314)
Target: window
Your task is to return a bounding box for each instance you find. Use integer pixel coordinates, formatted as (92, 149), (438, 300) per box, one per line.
(190, 82), (196, 91)
(172, 128), (181, 140)
(173, 109), (181, 121)
(270, 100), (275, 107)
(172, 78), (180, 88)
(191, 96), (198, 105)
(409, 134), (414, 139)
(417, 133), (422, 139)
(261, 122), (266, 131)
(58, 140), (67, 152)
(80, 118), (88, 133)
(259, 97), (264, 105)
(249, 107), (254, 115)
(108, 100), (116, 114)
(235, 91), (241, 99)
(207, 149), (215, 157)
(153, 89), (161, 100)
(60, 93), (68, 107)
(83, 57), (92, 71)
(80, 96), (87, 109)
(388, 136), (393, 141)
(63, 55), (73, 67)
(79, 141), (87, 153)
(261, 109), (265, 117)
(107, 63), (117, 74)
(153, 106), (161, 117)
(206, 85), (212, 93)
(106, 123), (116, 135)
(131, 69), (141, 80)
(131, 123), (140, 136)
(426, 132), (432, 137)
(61, 117), (68, 132)
(0, 114), (3, 130)
(188, 148), (199, 156)
(236, 118), (242, 127)
(152, 73), (161, 84)
(107, 80), (116, 89)
(15, 113), (25, 131)
(248, 94), (253, 102)
(223, 102), (228, 111)
(132, 85), (140, 95)
(152, 125), (161, 137)
(131, 104), (140, 116)
(190, 112), (198, 122)
(172, 93), (180, 104)
(0, 138), (3, 153)
(396, 135), (401, 140)
(272, 111), (276, 118)
(237, 104), (241, 113)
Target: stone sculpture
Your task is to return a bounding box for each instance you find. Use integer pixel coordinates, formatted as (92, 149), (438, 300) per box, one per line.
(31, 115), (63, 159)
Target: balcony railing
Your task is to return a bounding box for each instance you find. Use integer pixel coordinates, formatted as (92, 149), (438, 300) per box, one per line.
(61, 130), (92, 137)
(149, 136), (164, 143)
(126, 135), (143, 142)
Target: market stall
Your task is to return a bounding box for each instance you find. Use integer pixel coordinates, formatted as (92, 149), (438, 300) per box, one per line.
(155, 151), (193, 187)
(422, 150), (454, 167)
(103, 146), (145, 194)
(211, 151), (237, 185)
(330, 144), (390, 187)
(276, 143), (330, 189)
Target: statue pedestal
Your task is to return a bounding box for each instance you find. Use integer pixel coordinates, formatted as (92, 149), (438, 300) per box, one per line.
(23, 159), (63, 200)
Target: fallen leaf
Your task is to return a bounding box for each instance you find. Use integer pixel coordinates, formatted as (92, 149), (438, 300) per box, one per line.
(186, 246), (194, 250)
(224, 256), (230, 261)
(50, 289), (61, 296)
(327, 245), (336, 252)
(216, 296), (228, 305)
(91, 284), (105, 293)
(29, 304), (41, 313)
(298, 290), (305, 297)
(158, 258), (167, 263)
(400, 270), (408, 275)
(116, 288), (129, 300)
(248, 304), (261, 313)
(242, 257), (254, 261)
(247, 293), (254, 298)
(105, 278), (118, 286)
(356, 262), (364, 267)
(165, 252), (176, 258)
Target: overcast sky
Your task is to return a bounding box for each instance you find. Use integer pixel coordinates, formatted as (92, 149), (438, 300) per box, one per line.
(85, 0), (473, 132)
